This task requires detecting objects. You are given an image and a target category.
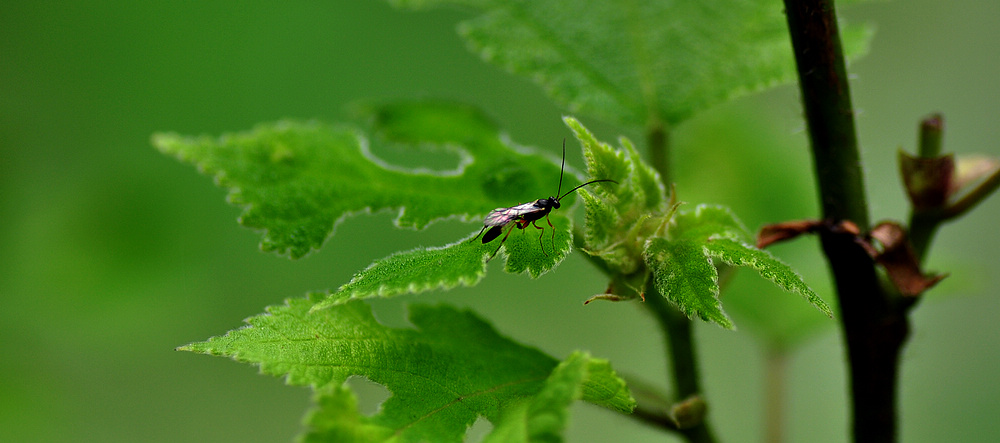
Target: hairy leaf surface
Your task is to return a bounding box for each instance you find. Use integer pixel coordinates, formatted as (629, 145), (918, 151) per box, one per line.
(391, 0), (871, 127)
(314, 214), (574, 310)
(483, 352), (634, 443)
(566, 117), (667, 277)
(652, 205), (832, 328)
(181, 297), (633, 442)
(154, 103), (572, 259)
(702, 237), (833, 318)
(645, 237), (731, 328)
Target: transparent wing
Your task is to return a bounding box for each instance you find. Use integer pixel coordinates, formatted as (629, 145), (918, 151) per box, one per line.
(483, 201), (542, 226)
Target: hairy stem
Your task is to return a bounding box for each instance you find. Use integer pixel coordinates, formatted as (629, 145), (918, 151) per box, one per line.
(783, 1), (909, 442)
(784, 0), (869, 227)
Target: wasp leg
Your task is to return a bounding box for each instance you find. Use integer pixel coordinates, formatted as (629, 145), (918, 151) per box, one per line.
(531, 219), (548, 256)
(546, 214), (556, 255)
(471, 225), (488, 242)
(514, 219), (530, 241)
(487, 224), (517, 262)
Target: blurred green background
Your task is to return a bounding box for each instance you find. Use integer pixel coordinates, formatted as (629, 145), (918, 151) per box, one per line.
(2, 1), (998, 442)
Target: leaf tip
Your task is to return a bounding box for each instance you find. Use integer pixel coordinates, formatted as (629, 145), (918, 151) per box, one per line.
(818, 301), (835, 318)
(561, 115), (582, 129)
(716, 316), (736, 331)
(176, 341), (208, 354)
(150, 132), (185, 156)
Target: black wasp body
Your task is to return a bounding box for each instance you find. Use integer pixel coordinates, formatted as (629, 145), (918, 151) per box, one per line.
(472, 141), (616, 260)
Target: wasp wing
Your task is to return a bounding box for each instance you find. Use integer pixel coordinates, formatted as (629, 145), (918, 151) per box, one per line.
(482, 201), (543, 226)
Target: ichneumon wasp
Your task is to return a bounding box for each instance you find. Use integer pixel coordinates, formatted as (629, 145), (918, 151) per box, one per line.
(472, 140), (617, 261)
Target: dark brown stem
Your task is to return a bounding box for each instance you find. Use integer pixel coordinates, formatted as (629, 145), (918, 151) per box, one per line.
(783, 1), (910, 442)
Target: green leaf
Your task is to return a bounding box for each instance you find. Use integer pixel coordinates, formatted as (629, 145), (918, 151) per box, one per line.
(300, 352), (634, 443)
(644, 205), (830, 328)
(484, 352), (635, 443)
(555, 121), (827, 327)
(299, 385), (396, 443)
(672, 205), (832, 318)
(702, 238), (833, 318)
(578, 357), (636, 413)
(313, 214), (574, 310)
(569, 117), (665, 215)
(495, 213), (575, 277)
(645, 237), (732, 329)
(671, 204), (752, 244)
(153, 102), (571, 258)
(391, 0), (872, 127)
(314, 235), (490, 310)
(157, 102), (601, 305)
(182, 297), (633, 442)
(722, 265), (838, 350)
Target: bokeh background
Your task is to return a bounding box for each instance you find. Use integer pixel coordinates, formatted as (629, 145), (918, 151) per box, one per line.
(2, 1), (998, 442)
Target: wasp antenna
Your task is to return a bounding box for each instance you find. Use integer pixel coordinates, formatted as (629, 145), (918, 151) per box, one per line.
(556, 139), (566, 197)
(557, 179), (619, 201)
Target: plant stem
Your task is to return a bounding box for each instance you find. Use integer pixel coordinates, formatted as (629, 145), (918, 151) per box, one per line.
(763, 349), (789, 443)
(783, 1), (869, 227)
(645, 287), (717, 443)
(908, 115), (945, 261)
(643, 120), (716, 443)
(648, 121), (669, 182)
(907, 212), (938, 264)
(917, 114), (944, 159)
(646, 292), (700, 400)
(782, 1), (909, 442)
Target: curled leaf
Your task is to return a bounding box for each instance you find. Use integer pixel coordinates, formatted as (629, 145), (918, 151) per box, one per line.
(757, 219), (862, 249)
(868, 222), (947, 297)
(756, 219), (826, 249)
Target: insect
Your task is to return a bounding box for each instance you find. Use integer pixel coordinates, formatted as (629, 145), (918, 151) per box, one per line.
(472, 140), (617, 261)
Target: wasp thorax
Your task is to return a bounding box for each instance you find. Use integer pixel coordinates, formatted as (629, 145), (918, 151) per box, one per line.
(535, 198), (558, 209)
